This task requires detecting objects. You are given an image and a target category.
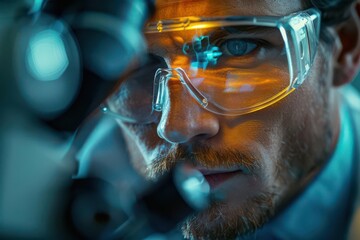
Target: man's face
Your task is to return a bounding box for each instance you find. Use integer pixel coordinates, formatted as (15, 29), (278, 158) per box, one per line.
(119, 0), (340, 238)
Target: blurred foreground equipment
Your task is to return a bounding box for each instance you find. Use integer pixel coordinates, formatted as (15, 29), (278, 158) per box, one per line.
(3, 0), (153, 132)
(68, 113), (211, 239)
(0, 0), (153, 238)
(1, 0), (213, 239)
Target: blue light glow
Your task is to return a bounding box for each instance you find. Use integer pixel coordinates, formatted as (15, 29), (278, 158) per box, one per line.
(183, 35), (222, 72)
(26, 29), (69, 81)
(182, 176), (205, 192)
(181, 174), (210, 209)
(31, 0), (44, 13)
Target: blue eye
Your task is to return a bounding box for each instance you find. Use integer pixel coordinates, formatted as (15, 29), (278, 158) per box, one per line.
(222, 39), (257, 56)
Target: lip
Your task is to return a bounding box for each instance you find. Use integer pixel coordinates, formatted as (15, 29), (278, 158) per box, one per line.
(198, 168), (244, 189)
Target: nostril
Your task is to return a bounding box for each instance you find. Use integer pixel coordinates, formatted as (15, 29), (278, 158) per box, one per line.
(167, 131), (188, 143)
(158, 121), (219, 144)
(156, 104), (220, 143)
(160, 129), (190, 144)
(194, 133), (211, 139)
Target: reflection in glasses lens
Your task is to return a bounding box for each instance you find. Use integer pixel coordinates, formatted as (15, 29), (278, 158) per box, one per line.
(105, 9), (320, 121)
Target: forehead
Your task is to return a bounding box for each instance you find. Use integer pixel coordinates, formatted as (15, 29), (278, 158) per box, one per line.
(151, 0), (307, 21)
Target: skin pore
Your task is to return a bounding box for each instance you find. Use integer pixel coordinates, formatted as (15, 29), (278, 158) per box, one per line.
(118, 0), (342, 239)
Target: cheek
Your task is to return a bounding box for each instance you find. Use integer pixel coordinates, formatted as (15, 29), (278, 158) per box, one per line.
(126, 123), (159, 149)
(222, 113), (291, 179)
(118, 122), (163, 170)
(273, 55), (333, 176)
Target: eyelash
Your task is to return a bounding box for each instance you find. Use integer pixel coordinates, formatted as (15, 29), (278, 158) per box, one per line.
(213, 37), (272, 57)
(222, 39), (256, 56)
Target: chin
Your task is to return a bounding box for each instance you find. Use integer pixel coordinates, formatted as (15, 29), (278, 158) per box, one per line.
(181, 191), (275, 240)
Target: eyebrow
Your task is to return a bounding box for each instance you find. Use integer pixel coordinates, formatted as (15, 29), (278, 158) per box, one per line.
(146, 26), (283, 56)
(196, 26), (281, 43)
(202, 27), (282, 50)
(222, 25), (279, 34)
(156, 0), (204, 6)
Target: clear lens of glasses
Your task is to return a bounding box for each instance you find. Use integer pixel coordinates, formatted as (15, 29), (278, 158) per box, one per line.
(104, 9), (320, 122)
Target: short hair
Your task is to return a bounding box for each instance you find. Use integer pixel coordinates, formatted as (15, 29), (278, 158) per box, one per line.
(310, 0), (356, 25)
(307, 0), (356, 45)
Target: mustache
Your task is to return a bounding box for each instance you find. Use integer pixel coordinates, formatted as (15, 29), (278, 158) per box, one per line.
(146, 143), (263, 179)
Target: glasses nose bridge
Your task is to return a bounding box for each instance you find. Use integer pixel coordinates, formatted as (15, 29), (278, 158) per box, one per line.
(153, 68), (175, 112)
(152, 67), (208, 113)
(153, 68), (220, 144)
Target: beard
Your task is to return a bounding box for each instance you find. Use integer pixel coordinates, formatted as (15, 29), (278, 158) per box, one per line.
(143, 144), (281, 239)
(146, 144), (262, 179)
(140, 117), (333, 240)
(125, 47), (334, 240)
(181, 193), (275, 239)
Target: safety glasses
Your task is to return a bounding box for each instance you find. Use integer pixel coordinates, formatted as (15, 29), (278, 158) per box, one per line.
(103, 8), (320, 122)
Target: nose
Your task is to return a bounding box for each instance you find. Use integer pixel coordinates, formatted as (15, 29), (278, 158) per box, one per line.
(156, 78), (220, 144)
